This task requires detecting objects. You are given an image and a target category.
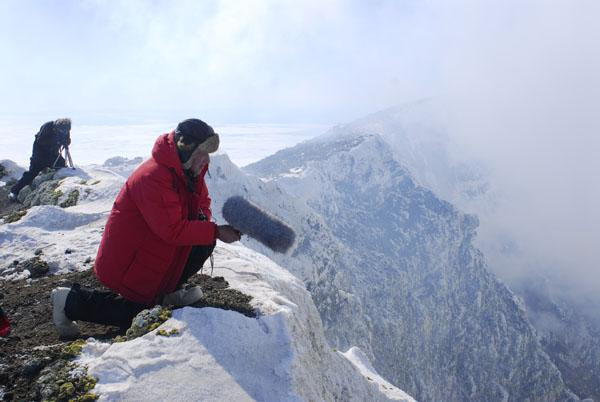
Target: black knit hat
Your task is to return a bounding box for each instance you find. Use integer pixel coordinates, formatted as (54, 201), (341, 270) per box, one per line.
(175, 119), (215, 143)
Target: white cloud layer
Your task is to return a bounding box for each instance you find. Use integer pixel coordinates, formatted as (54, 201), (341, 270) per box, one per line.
(430, 1), (600, 297)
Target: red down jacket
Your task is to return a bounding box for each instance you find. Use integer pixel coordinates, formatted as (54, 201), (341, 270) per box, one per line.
(94, 132), (217, 305)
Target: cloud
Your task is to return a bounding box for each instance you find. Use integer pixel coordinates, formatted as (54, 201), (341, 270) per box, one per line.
(429, 0), (600, 298)
(0, 0), (433, 122)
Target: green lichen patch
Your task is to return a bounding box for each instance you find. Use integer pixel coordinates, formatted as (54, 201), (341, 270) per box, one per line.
(113, 335), (127, 343)
(61, 340), (87, 359)
(36, 359), (98, 402)
(89, 180), (101, 186)
(59, 189), (80, 208)
(157, 328), (180, 337)
(3, 208), (27, 223)
(123, 306), (172, 341)
(35, 340), (99, 400)
(73, 392), (100, 402)
(52, 188), (64, 201)
(0, 163), (7, 178)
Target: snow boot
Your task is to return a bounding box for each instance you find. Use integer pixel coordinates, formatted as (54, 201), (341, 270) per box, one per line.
(162, 285), (204, 307)
(51, 287), (80, 338)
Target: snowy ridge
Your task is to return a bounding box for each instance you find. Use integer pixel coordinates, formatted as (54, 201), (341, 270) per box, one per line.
(343, 347), (414, 400)
(80, 243), (413, 401)
(308, 101), (491, 209)
(0, 159), (413, 401)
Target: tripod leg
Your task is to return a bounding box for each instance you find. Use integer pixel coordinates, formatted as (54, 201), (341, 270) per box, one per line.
(52, 147), (64, 169)
(65, 147), (74, 169)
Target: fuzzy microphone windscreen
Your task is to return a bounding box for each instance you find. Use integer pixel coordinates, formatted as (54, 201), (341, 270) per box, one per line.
(222, 196), (296, 253)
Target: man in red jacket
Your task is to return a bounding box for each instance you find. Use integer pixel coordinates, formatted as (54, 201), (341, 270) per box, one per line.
(50, 119), (241, 338)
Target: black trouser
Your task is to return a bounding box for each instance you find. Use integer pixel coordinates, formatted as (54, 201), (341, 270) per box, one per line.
(11, 155), (65, 195)
(64, 244), (215, 329)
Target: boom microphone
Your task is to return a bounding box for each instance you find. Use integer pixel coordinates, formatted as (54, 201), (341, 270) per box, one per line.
(222, 196), (296, 253)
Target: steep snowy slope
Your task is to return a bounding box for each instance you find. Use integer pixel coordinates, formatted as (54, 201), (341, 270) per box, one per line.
(306, 103), (600, 400)
(0, 159), (413, 401)
(242, 134), (578, 401)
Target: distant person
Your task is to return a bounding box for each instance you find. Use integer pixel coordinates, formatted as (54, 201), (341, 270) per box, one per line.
(51, 118), (242, 338)
(9, 118), (72, 200)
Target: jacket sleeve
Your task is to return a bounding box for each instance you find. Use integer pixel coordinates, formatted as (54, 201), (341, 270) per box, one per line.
(130, 173), (217, 246)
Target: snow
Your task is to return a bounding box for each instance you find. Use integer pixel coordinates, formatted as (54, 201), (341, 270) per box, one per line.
(82, 307), (295, 402)
(0, 159), (414, 401)
(342, 347), (415, 401)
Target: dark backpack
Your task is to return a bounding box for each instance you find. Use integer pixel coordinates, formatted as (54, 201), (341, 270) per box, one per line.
(32, 121), (61, 163)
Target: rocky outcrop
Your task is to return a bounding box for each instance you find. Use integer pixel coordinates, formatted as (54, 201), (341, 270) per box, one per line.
(16, 169), (80, 209)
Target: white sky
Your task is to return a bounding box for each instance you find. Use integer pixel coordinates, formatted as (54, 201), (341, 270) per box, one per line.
(0, 0), (436, 124)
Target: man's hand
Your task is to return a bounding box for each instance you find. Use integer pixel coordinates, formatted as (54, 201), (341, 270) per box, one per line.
(216, 225), (241, 243)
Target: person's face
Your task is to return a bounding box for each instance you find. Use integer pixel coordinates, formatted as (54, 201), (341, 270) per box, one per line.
(177, 136), (196, 152)
(176, 136), (198, 163)
(189, 149), (210, 172)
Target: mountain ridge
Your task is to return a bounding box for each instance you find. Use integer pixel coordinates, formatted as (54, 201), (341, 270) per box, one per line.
(233, 132), (578, 401)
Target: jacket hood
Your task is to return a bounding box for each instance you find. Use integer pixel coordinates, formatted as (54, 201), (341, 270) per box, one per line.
(152, 132), (182, 172)
(151, 132), (208, 178)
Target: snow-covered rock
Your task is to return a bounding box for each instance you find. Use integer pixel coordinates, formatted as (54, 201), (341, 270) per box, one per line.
(0, 159), (25, 186)
(0, 163), (126, 275)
